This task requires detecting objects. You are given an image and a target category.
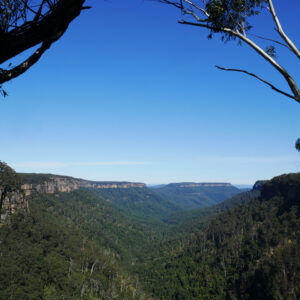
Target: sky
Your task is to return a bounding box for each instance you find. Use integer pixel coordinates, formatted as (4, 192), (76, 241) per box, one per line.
(0, 0), (299, 185)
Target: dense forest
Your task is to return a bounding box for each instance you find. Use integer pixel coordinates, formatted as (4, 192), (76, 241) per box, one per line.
(0, 193), (146, 299)
(136, 174), (300, 299)
(0, 169), (299, 299)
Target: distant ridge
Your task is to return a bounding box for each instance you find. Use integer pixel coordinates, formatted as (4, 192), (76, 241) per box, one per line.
(166, 182), (233, 188)
(153, 182), (240, 210)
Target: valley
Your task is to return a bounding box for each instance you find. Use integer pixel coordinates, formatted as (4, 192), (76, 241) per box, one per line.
(0, 167), (299, 299)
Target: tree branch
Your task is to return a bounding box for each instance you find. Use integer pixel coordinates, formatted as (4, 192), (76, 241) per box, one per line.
(156, 0), (300, 103)
(248, 33), (292, 51)
(216, 66), (299, 102)
(0, 0), (86, 65)
(267, 0), (300, 59)
(155, 0), (182, 9)
(183, 0), (209, 17)
(178, 20), (300, 103)
(0, 40), (54, 85)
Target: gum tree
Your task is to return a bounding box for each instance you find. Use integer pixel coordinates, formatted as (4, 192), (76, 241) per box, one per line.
(156, 0), (300, 103)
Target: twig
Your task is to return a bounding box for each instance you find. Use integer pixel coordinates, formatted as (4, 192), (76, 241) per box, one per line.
(248, 33), (292, 50)
(216, 65), (298, 102)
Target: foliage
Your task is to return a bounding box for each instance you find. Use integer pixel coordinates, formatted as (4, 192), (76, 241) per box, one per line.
(0, 161), (21, 191)
(31, 189), (169, 268)
(163, 188), (260, 230)
(136, 173), (300, 299)
(0, 190), (148, 299)
(0, 161), (22, 215)
(19, 173), (62, 185)
(91, 187), (181, 224)
(205, 0), (266, 38)
(1, 166), (299, 299)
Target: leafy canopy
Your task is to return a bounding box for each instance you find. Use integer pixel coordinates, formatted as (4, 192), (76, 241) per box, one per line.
(206, 0), (266, 37)
(0, 161), (21, 193)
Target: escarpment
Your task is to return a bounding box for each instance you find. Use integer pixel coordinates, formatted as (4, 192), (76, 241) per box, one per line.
(1, 173), (146, 223)
(20, 173), (146, 196)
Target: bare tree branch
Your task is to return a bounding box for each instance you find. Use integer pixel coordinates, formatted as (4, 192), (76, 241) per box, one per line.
(248, 33), (292, 51)
(267, 0), (300, 59)
(155, 0), (182, 9)
(216, 66), (298, 102)
(183, 0), (209, 17)
(178, 20), (300, 103)
(155, 0), (300, 103)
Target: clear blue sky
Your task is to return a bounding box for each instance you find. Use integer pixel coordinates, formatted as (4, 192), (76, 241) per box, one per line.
(1, 0), (299, 184)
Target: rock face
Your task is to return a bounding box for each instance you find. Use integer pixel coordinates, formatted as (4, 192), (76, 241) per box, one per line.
(20, 174), (146, 196)
(0, 189), (28, 224)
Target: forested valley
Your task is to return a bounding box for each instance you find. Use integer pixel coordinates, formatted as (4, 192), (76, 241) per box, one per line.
(0, 168), (299, 299)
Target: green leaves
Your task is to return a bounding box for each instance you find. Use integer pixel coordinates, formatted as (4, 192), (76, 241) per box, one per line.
(205, 0), (266, 41)
(265, 45), (277, 58)
(0, 161), (21, 191)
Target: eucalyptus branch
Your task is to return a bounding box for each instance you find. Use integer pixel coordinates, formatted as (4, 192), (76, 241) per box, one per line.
(156, 0), (182, 9)
(267, 0), (300, 59)
(183, 0), (209, 17)
(0, 40), (53, 85)
(178, 19), (300, 103)
(248, 33), (292, 51)
(216, 66), (298, 102)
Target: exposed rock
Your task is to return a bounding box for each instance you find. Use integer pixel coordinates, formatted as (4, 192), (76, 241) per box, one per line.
(1, 173), (145, 224)
(0, 189), (28, 224)
(20, 174), (146, 196)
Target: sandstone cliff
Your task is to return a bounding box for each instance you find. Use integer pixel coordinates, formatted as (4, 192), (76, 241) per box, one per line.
(0, 189), (28, 224)
(20, 173), (146, 196)
(1, 173), (145, 224)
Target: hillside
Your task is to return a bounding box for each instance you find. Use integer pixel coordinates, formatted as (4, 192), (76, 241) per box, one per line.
(136, 173), (300, 299)
(153, 182), (241, 210)
(163, 187), (261, 228)
(0, 189), (151, 299)
(91, 187), (181, 224)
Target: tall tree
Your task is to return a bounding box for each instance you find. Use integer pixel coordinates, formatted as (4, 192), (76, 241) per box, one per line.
(156, 0), (300, 103)
(0, 161), (22, 217)
(0, 0), (89, 95)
